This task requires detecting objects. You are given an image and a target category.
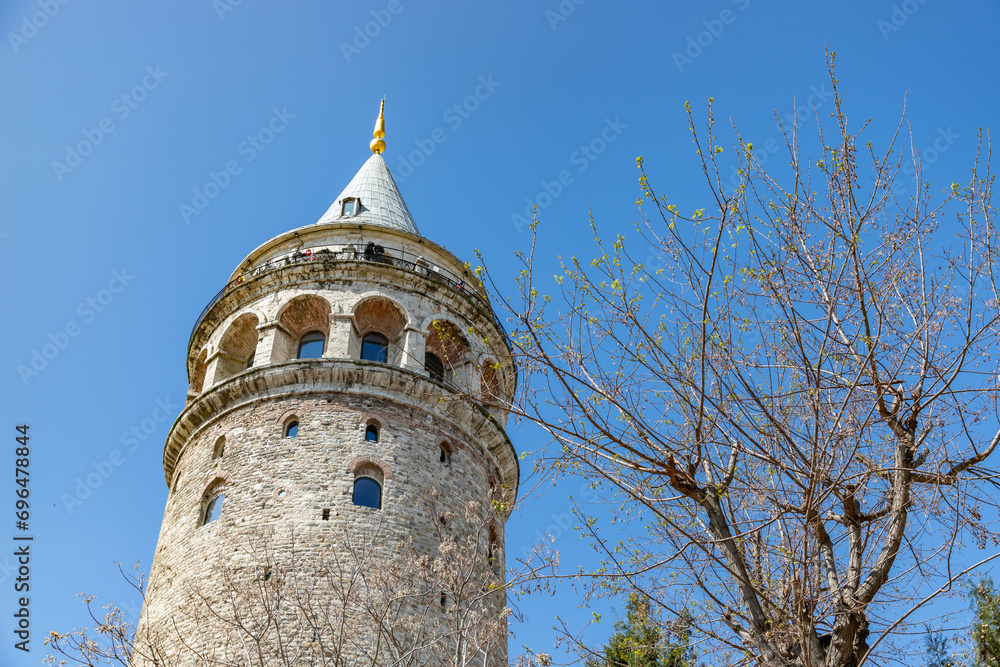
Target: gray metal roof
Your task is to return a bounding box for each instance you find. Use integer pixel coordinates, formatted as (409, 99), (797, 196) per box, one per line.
(316, 153), (420, 235)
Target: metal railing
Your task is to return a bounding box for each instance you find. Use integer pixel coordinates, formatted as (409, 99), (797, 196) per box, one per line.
(189, 244), (508, 345)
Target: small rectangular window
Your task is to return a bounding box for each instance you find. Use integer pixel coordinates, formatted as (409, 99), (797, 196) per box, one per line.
(322, 508), (330, 520)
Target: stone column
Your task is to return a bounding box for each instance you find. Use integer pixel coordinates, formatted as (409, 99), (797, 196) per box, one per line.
(400, 327), (427, 372)
(327, 314), (354, 358)
(257, 322), (294, 364)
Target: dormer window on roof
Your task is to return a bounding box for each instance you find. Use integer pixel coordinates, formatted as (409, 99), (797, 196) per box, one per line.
(342, 198), (359, 216)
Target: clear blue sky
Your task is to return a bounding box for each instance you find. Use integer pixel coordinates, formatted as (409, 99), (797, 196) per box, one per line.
(1, 1), (998, 664)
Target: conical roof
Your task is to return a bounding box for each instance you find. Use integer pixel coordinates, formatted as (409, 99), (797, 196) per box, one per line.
(316, 153), (419, 235)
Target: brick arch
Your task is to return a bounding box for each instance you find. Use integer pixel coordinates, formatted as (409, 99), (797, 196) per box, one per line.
(356, 413), (391, 430)
(203, 475), (229, 497)
(271, 295), (332, 363)
(346, 455), (393, 480)
(191, 348), (208, 393)
(481, 358), (501, 403)
(278, 295), (332, 338)
(220, 313), (259, 360)
(425, 319), (470, 368)
(212, 435), (226, 460)
(353, 296), (407, 340)
(215, 312), (260, 382)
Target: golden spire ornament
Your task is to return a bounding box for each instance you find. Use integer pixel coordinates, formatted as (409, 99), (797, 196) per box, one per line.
(370, 100), (386, 154)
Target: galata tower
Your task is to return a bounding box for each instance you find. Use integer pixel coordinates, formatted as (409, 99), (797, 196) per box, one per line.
(132, 103), (518, 666)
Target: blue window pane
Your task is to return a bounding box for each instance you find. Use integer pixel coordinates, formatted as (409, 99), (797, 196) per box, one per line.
(298, 332), (325, 359)
(361, 333), (388, 363)
(365, 425), (379, 442)
(204, 493), (224, 524)
(353, 478), (381, 509)
(285, 421), (298, 438)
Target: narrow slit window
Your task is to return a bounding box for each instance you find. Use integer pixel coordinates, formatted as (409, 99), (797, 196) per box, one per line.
(488, 526), (499, 567)
(322, 508), (330, 520)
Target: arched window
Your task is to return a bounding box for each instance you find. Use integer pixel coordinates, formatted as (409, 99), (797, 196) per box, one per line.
(285, 420), (299, 438)
(353, 477), (381, 509)
(212, 436), (225, 460)
(365, 422), (380, 442)
(203, 492), (224, 525)
(361, 332), (389, 363)
(439, 443), (452, 466)
(297, 331), (325, 359)
(425, 352), (445, 382)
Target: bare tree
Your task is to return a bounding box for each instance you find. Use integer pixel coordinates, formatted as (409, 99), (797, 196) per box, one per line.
(46, 494), (512, 667)
(491, 54), (1000, 667)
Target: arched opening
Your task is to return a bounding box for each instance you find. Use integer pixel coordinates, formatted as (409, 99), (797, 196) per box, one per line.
(481, 360), (501, 404)
(200, 479), (227, 527)
(284, 418), (299, 438)
(361, 332), (389, 363)
(365, 420), (380, 443)
(297, 331), (326, 359)
(217, 313), (260, 382)
(424, 320), (469, 382)
(439, 442), (452, 467)
(353, 298), (406, 364)
(203, 492), (224, 525)
(212, 436), (225, 460)
(488, 525), (500, 567)
(351, 462), (385, 510)
(192, 349), (208, 394)
(275, 295), (331, 363)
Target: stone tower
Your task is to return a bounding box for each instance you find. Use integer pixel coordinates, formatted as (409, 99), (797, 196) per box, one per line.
(134, 104), (518, 666)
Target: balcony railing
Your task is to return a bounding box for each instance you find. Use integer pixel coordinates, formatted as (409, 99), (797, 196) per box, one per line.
(189, 244), (508, 345)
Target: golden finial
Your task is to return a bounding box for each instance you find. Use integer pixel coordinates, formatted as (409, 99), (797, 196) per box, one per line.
(370, 100), (386, 154)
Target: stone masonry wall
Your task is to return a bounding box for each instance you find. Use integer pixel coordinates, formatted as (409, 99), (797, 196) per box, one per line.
(138, 389), (507, 665)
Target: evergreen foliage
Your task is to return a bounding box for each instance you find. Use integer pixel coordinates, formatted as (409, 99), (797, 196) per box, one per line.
(586, 595), (696, 667)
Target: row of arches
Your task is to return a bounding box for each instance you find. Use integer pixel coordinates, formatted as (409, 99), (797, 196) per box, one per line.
(192, 294), (507, 405)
